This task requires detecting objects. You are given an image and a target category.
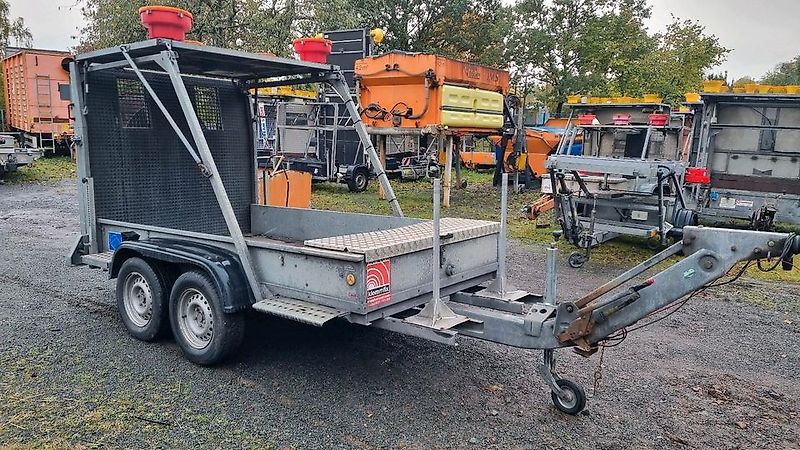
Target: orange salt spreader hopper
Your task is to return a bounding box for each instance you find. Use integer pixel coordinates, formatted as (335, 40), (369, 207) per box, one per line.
(355, 52), (510, 130)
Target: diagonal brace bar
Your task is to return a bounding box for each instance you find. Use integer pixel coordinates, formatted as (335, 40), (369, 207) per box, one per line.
(325, 73), (403, 217)
(120, 47), (204, 168)
(154, 50), (270, 301)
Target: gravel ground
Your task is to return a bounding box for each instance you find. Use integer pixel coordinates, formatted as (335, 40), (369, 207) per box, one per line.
(0, 180), (798, 449)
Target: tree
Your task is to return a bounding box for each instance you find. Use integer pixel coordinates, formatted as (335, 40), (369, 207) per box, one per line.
(635, 18), (729, 104)
(0, 0), (33, 110)
(508, 0), (655, 113)
(733, 76), (755, 87)
(0, 0), (33, 49)
(761, 55), (800, 85)
(308, 0), (512, 67)
(79, 0), (303, 55)
(509, 2), (728, 111)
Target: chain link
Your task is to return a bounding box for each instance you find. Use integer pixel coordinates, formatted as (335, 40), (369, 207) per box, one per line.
(592, 344), (605, 395)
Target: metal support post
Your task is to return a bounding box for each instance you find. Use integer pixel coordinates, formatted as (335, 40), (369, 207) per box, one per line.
(477, 172), (527, 301)
(326, 75), (403, 217)
(640, 126), (653, 159)
(378, 135), (386, 199)
(443, 135), (453, 207)
(455, 137), (463, 189)
(405, 179), (468, 330)
(544, 241), (558, 306)
(154, 51), (269, 301)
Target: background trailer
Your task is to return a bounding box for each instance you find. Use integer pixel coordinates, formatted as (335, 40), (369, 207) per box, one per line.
(690, 92), (800, 229)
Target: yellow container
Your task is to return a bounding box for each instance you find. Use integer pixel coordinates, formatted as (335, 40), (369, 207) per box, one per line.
(440, 84), (504, 129)
(732, 87), (745, 93)
(770, 85), (787, 94)
(757, 85), (772, 94)
(744, 83), (759, 93)
(617, 95), (634, 103)
(588, 96), (601, 104)
(643, 93), (662, 103)
(567, 94), (581, 104)
(703, 80), (725, 91)
(684, 92), (700, 103)
(786, 85), (800, 94)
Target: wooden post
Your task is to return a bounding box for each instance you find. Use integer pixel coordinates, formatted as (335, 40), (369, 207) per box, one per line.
(378, 135), (386, 199)
(443, 135), (453, 207)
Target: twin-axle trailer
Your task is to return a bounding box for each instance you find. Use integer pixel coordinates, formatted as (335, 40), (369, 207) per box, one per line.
(68, 39), (800, 415)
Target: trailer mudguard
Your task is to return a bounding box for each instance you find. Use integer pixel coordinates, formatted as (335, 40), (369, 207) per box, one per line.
(109, 238), (254, 313)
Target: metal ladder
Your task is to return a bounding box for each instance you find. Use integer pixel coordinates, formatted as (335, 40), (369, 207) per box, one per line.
(35, 75), (55, 152)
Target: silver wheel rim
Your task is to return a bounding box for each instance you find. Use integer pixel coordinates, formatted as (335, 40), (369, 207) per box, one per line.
(123, 271), (153, 328)
(557, 389), (577, 409)
(176, 288), (213, 350)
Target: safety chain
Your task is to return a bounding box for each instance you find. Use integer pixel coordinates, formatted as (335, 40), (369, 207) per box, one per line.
(592, 345), (605, 395)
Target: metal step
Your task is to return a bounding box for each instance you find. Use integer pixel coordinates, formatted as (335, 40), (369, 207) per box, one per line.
(251, 298), (347, 326)
(81, 251), (114, 270)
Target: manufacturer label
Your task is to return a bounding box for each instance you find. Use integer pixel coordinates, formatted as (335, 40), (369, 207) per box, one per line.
(735, 199), (754, 208)
(630, 210), (648, 221)
(718, 197), (736, 209)
(366, 259), (392, 307)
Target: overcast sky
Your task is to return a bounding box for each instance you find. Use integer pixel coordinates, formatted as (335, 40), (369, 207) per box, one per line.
(8, 0), (800, 80)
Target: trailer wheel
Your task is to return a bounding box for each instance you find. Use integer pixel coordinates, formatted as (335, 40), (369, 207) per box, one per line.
(568, 251), (586, 269)
(116, 257), (169, 341)
(673, 208), (698, 229)
(551, 379), (586, 415)
(347, 167), (369, 192)
(169, 270), (244, 365)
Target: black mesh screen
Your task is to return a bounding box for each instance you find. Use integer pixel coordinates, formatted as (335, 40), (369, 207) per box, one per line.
(86, 69), (253, 235)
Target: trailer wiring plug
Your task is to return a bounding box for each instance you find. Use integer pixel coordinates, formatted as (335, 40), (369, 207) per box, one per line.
(756, 232), (798, 272)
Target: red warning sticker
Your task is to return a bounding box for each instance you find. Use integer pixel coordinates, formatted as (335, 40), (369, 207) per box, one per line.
(366, 259), (392, 307)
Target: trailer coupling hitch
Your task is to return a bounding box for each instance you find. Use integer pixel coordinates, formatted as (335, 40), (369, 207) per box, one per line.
(557, 279), (652, 352)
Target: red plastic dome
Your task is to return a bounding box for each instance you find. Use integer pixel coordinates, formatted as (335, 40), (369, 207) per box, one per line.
(139, 6), (193, 41)
(292, 37), (332, 64)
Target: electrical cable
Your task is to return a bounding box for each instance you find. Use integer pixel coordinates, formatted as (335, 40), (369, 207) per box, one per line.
(596, 237), (797, 364)
(599, 259), (756, 345)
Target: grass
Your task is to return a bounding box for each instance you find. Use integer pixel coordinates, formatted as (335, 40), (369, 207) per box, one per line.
(3, 156), (76, 184)
(0, 345), (275, 449)
(311, 170), (800, 283)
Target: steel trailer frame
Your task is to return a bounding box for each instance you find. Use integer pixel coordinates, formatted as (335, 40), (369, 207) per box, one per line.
(68, 39), (800, 415)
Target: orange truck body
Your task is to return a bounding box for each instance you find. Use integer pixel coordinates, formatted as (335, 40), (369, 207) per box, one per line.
(355, 52), (509, 130)
(2, 49), (73, 135)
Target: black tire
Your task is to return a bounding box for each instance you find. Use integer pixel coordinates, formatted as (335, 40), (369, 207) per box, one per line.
(116, 257), (169, 341)
(347, 167), (369, 192)
(551, 379), (587, 415)
(169, 270), (244, 365)
(568, 251), (586, 269)
(673, 208), (698, 229)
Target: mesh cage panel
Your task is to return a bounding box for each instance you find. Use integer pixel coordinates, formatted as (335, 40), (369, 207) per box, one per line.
(86, 69), (253, 235)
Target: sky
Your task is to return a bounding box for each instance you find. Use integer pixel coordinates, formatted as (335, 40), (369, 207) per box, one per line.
(8, 0), (800, 80)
